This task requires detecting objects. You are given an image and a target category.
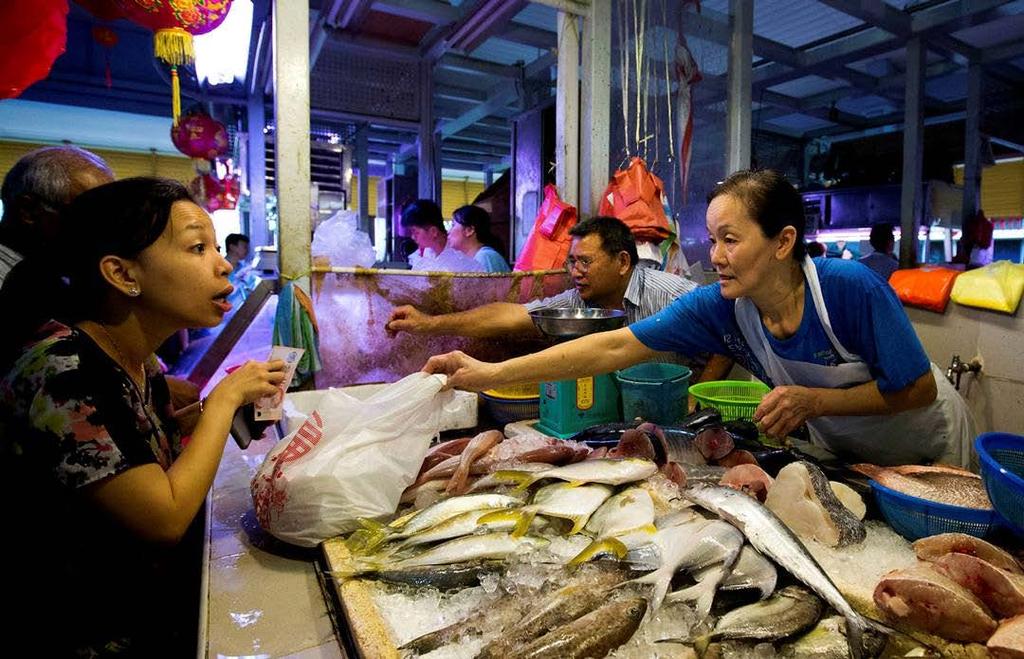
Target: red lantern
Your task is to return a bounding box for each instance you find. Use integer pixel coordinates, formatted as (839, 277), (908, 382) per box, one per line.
(171, 111), (229, 161)
(0, 0), (68, 99)
(91, 25), (119, 88)
(190, 172), (239, 212)
(75, 0), (126, 21)
(113, 0), (233, 123)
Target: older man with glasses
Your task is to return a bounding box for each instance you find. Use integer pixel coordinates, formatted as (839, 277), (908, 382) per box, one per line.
(387, 215), (733, 381)
(0, 146), (115, 286)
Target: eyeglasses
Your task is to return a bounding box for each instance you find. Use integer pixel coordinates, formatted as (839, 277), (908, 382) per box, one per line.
(565, 255), (598, 273)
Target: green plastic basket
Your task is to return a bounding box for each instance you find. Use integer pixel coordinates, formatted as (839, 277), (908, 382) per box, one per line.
(688, 380), (770, 422)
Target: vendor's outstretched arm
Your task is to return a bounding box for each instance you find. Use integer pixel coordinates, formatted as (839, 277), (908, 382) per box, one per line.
(424, 327), (663, 391)
(754, 369), (938, 439)
(387, 302), (538, 339)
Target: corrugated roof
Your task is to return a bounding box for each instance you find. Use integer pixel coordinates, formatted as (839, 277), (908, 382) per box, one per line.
(768, 75), (850, 97)
(703, 0), (864, 48)
(512, 4), (556, 31)
(470, 37), (544, 66)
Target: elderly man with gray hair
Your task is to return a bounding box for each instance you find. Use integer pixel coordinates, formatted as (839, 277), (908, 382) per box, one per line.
(0, 145), (114, 285)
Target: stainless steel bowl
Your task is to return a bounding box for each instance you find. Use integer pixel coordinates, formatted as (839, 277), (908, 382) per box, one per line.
(528, 308), (627, 339)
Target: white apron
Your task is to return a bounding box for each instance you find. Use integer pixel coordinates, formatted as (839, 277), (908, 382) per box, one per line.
(734, 257), (974, 467)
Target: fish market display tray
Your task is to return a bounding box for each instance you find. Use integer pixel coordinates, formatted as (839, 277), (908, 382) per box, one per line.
(323, 538), (402, 659)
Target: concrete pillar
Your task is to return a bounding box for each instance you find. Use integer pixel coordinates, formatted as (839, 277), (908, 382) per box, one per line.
(273, 0), (311, 280)
(356, 125), (371, 238)
(962, 60), (983, 230)
(246, 94), (268, 247)
(726, 0), (753, 174)
(580, 0), (610, 217)
(900, 38), (925, 268)
(555, 11), (580, 207)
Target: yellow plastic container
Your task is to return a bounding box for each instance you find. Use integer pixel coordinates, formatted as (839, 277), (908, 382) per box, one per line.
(950, 260), (1024, 314)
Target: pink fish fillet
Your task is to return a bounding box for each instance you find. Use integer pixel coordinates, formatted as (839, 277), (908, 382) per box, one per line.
(914, 532), (1023, 575)
(421, 436), (474, 471)
(446, 430), (503, 495)
(932, 552), (1024, 619)
(989, 615), (1024, 659)
(695, 426), (734, 461)
(720, 464), (774, 502)
(874, 563), (997, 642)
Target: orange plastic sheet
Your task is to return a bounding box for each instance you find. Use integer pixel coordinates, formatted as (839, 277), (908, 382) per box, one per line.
(889, 266), (961, 313)
(311, 268), (571, 386)
(514, 184), (577, 271)
(599, 157), (673, 244)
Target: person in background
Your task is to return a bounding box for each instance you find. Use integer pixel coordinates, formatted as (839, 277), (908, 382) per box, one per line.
(449, 204), (510, 272)
(806, 241), (826, 258)
(859, 223), (899, 281)
(1, 177), (286, 656)
(400, 199), (447, 258)
(225, 232), (250, 269)
(424, 170), (972, 467)
(0, 145), (114, 285)
(387, 215), (734, 382)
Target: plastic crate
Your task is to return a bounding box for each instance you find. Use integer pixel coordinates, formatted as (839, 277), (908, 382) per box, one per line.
(870, 479), (1001, 542)
(688, 380), (770, 422)
(976, 432), (1024, 535)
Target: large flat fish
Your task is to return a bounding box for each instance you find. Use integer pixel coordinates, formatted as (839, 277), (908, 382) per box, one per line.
(932, 552), (1024, 618)
(683, 485), (878, 659)
(505, 596), (647, 659)
(873, 563), (997, 643)
(914, 532), (1023, 574)
(495, 482), (614, 535)
(989, 615), (1024, 659)
(852, 463), (992, 510)
(765, 461), (866, 547)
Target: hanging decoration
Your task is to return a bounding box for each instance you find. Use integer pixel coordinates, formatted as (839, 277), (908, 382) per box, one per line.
(0, 0), (69, 99)
(190, 171), (240, 212)
(91, 25), (119, 88)
(674, 36), (701, 201)
(113, 0), (233, 123)
(171, 110), (229, 166)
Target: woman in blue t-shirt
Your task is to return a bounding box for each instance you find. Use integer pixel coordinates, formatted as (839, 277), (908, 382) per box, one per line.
(424, 170), (973, 467)
(449, 204), (511, 272)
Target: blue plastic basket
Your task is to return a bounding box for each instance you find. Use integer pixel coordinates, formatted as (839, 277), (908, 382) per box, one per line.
(976, 432), (1024, 535)
(870, 479), (1001, 541)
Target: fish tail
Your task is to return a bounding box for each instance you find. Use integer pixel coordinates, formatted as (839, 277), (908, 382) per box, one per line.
(847, 616), (866, 659)
(567, 537), (629, 568)
(476, 509), (523, 529)
(350, 518), (392, 553)
(491, 470), (535, 491)
(513, 510), (537, 538)
(328, 557), (381, 580)
(665, 567), (723, 620)
(387, 509), (420, 529)
(693, 635), (711, 656)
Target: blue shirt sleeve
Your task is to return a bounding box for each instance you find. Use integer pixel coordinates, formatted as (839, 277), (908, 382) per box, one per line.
(630, 284), (733, 357)
(818, 259), (931, 392)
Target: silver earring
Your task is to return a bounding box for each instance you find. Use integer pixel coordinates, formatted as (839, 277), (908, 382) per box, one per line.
(128, 286), (140, 297)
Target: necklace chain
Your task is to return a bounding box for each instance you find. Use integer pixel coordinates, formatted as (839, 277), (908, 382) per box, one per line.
(97, 324), (147, 393)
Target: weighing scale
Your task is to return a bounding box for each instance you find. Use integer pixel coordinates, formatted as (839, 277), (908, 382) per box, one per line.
(528, 308), (627, 438)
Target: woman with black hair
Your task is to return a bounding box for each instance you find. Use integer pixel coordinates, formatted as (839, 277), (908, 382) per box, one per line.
(1, 177), (285, 656)
(449, 204), (510, 272)
(425, 170), (973, 467)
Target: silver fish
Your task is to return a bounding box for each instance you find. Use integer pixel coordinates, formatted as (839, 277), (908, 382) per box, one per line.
(626, 517), (744, 613)
(568, 488), (657, 566)
(375, 560), (504, 590)
(339, 532), (548, 577)
(498, 482), (614, 536)
(683, 485), (879, 659)
(494, 458), (658, 488)
(693, 544), (777, 600)
(396, 508), (544, 549)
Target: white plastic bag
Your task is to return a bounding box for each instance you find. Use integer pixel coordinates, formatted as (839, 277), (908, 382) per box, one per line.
(251, 372), (451, 547)
(310, 209), (376, 267)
